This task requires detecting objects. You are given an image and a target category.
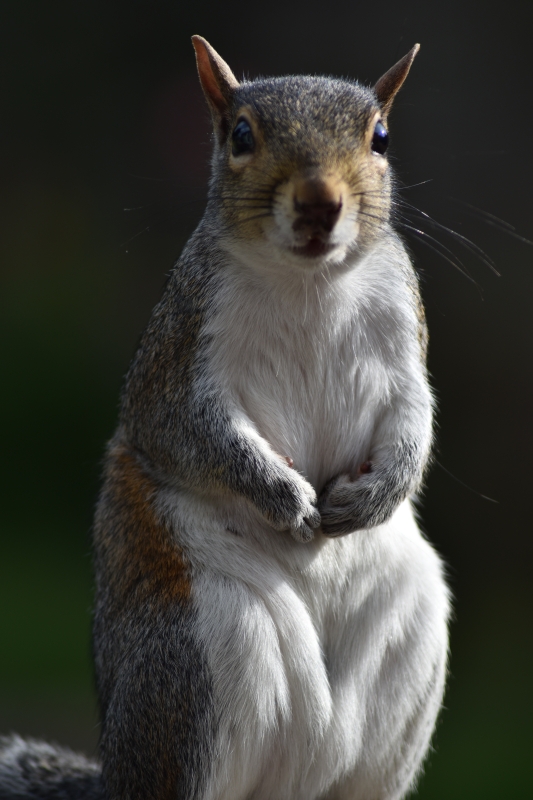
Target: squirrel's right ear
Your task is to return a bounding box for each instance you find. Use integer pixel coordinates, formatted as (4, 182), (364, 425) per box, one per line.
(192, 36), (240, 141)
(374, 44), (420, 120)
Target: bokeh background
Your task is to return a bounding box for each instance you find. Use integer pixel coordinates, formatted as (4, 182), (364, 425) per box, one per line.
(1, 1), (532, 797)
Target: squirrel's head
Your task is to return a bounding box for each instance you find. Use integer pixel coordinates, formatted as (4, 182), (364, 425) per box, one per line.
(192, 36), (419, 272)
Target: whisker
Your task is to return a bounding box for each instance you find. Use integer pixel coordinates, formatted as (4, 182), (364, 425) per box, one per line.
(435, 458), (499, 503)
(399, 199), (500, 276)
(120, 225), (152, 248)
(356, 203), (387, 214)
(217, 199), (273, 207)
(218, 192), (273, 200)
(119, 194), (209, 247)
(400, 221), (465, 266)
(396, 179), (434, 192)
(450, 198), (533, 245)
(315, 280), (324, 314)
(323, 264), (333, 289)
(400, 223), (482, 291)
(349, 189), (387, 199)
(356, 210), (388, 224)
(219, 202), (273, 207)
(226, 204), (273, 210)
(239, 212), (272, 223)
(219, 196), (272, 203)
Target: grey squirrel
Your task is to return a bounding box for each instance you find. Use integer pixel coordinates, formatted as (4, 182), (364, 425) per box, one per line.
(0, 36), (449, 800)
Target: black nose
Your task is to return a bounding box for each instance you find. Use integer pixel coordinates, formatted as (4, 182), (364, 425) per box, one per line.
(293, 197), (342, 234)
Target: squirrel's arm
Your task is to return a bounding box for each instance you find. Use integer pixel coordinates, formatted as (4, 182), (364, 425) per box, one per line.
(319, 268), (432, 536)
(319, 373), (432, 536)
(120, 237), (319, 542)
(174, 394), (320, 542)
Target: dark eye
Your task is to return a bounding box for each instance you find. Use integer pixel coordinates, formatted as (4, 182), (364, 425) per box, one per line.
(232, 118), (254, 156)
(371, 121), (388, 155)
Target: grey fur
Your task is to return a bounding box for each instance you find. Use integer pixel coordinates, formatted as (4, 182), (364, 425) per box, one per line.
(94, 605), (215, 800)
(0, 737), (103, 800)
(319, 441), (423, 536)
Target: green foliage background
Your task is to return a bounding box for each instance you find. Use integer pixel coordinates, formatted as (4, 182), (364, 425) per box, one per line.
(1, 2), (532, 796)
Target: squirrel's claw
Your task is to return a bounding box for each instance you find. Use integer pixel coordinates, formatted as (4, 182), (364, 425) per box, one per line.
(289, 506), (321, 543)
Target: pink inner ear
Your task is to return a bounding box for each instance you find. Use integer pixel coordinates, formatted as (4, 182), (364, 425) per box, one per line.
(195, 48), (226, 113)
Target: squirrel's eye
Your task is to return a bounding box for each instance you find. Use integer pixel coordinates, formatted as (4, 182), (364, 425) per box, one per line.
(371, 121), (389, 155)
(232, 119), (254, 156)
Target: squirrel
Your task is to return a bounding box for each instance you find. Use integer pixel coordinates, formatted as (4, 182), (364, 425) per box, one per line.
(0, 36), (450, 800)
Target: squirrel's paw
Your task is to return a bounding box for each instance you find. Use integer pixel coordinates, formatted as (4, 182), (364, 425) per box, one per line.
(266, 470), (321, 543)
(318, 466), (404, 537)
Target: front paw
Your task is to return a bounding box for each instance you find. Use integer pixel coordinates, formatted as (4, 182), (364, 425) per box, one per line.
(318, 468), (406, 537)
(265, 470), (321, 543)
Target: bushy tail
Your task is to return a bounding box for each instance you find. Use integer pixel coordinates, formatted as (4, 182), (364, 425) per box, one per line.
(0, 736), (105, 799)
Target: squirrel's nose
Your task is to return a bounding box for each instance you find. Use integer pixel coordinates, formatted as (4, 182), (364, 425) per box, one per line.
(292, 173), (343, 234)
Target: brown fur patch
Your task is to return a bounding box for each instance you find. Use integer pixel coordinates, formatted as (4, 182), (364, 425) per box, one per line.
(416, 294), (429, 361)
(96, 441), (191, 608)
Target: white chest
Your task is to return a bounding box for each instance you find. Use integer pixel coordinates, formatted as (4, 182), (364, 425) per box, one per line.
(203, 258), (401, 489)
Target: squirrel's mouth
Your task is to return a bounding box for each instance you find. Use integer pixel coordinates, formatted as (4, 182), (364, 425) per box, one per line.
(291, 238), (335, 259)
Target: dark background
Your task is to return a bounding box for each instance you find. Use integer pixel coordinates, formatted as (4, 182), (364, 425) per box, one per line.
(1, 2), (532, 797)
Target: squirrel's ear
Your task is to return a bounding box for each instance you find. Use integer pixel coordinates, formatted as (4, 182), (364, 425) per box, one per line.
(192, 36), (240, 140)
(374, 44), (420, 119)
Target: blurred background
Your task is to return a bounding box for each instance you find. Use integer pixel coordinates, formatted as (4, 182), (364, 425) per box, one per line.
(1, 1), (532, 797)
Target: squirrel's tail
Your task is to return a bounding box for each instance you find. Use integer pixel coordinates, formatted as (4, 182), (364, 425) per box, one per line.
(0, 736), (105, 799)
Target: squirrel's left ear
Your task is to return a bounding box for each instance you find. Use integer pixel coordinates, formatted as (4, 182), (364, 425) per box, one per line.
(192, 36), (240, 141)
(374, 44), (420, 120)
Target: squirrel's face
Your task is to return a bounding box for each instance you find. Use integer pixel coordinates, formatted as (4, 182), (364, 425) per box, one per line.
(192, 37), (419, 273)
(211, 78), (391, 269)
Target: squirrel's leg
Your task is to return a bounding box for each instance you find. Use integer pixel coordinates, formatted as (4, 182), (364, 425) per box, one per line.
(93, 444), (216, 800)
(320, 513), (449, 800)
(321, 666), (445, 800)
(98, 607), (215, 800)
(318, 378), (432, 536)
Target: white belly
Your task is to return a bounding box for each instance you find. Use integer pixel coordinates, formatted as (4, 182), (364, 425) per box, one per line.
(169, 489), (449, 800)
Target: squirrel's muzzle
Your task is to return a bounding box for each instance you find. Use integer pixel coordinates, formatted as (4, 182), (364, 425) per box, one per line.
(292, 172), (343, 236)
